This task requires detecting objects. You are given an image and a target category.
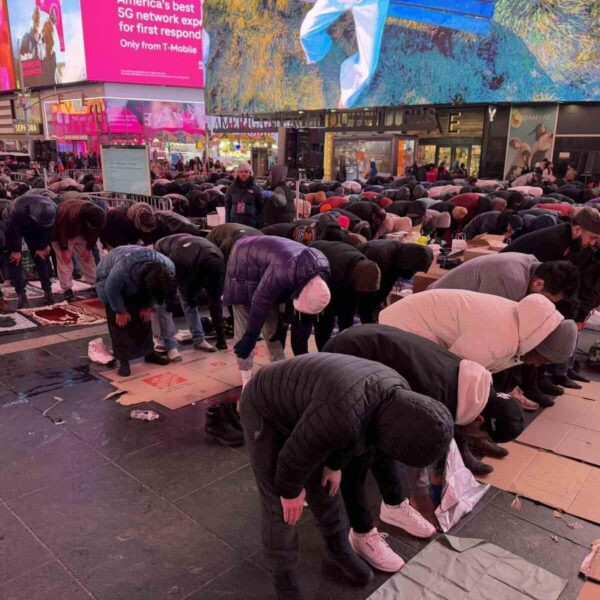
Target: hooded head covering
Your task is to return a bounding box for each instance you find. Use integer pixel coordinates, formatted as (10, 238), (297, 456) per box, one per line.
(456, 360), (492, 426)
(267, 164), (288, 189)
(127, 202), (156, 232)
(351, 259), (381, 292)
(28, 196), (57, 228)
(412, 184), (427, 200)
(482, 390), (524, 443)
(535, 319), (578, 364)
(375, 390), (454, 467)
(516, 294), (565, 356)
(397, 243), (434, 277)
(293, 275), (331, 314)
(81, 203), (107, 230)
(574, 206), (600, 234)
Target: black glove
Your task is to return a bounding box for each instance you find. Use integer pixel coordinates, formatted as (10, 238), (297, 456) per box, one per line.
(234, 332), (259, 359)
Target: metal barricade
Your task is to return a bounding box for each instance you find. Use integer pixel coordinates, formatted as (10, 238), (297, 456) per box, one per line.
(61, 169), (102, 180)
(85, 192), (172, 211)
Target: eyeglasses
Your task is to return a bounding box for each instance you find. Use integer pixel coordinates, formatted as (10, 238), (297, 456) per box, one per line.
(238, 170), (251, 173)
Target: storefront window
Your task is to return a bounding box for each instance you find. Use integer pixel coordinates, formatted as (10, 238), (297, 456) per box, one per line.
(396, 138), (415, 176)
(470, 145), (481, 176)
(417, 144), (436, 166)
(334, 138), (392, 179)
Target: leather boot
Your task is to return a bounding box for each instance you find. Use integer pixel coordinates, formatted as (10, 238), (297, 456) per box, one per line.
(458, 442), (493, 476)
(205, 405), (244, 447)
(537, 375), (564, 396)
(273, 569), (305, 600)
(144, 352), (170, 366)
(323, 529), (373, 584)
(222, 400), (243, 432)
(468, 435), (509, 458)
(567, 369), (590, 383)
(44, 290), (55, 306)
(551, 375), (582, 390)
(17, 292), (29, 309)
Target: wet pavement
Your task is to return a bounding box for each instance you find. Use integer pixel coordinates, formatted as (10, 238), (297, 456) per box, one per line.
(1, 322), (599, 599)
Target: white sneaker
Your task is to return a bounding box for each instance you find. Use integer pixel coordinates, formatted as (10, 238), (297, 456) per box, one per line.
(348, 528), (404, 573)
(167, 348), (182, 362)
(194, 339), (217, 352)
(153, 335), (166, 353)
(380, 500), (436, 539)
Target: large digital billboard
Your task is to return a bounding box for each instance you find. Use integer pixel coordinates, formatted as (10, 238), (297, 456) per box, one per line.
(204, 0), (600, 112)
(0, 0), (15, 91)
(7, 0), (87, 87)
(81, 0), (204, 88)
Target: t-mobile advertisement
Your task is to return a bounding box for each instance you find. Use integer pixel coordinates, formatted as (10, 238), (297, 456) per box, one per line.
(0, 0), (15, 91)
(7, 0), (87, 87)
(81, 0), (203, 88)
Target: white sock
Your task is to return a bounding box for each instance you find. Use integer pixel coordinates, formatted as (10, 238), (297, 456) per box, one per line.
(240, 369), (252, 390)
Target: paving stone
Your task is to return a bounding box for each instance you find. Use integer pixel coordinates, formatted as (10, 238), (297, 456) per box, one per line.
(188, 560), (275, 599)
(116, 430), (249, 502)
(0, 348), (64, 378)
(63, 505), (239, 600)
(0, 404), (106, 501)
(0, 504), (52, 585)
(0, 561), (91, 600)
(9, 463), (167, 556)
(175, 465), (262, 556)
(3, 365), (98, 397)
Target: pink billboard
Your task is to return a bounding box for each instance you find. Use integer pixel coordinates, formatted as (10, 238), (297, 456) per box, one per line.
(81, 0), (203, 88)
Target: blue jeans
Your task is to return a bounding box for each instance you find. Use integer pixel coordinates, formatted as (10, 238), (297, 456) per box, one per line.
(180, 297), (205, 343)
(150, 304), (178, 351)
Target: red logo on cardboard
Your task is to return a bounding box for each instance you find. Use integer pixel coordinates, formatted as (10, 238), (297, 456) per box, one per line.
(143, 373), (188, 389)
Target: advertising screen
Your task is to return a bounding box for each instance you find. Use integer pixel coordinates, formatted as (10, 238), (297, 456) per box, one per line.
(0, 0), (15, 91)
(81, 0), (204, 88)
(106, 99), (205, 136)
(204, 0), (600, 112)
(7, 0), (87, 87)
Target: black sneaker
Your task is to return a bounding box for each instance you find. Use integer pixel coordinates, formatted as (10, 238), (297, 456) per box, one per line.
(324, 530), (374, 585)
(63, 289), (74, 302)
(273, 570), (305, 600)
(459, 444), (494, 475)
(17, 293), (29, 309)
(44, 291), (55, 306)
(118, 361), (131, 377)
(538, 376), (564, 396)
(144, 352), (170, 366)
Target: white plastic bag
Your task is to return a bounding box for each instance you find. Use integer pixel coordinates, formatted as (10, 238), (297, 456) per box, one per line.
(451, 233), (467, 252)
(434, 439), (490, 532)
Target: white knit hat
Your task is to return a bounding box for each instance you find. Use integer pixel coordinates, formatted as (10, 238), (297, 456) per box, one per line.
(293, 276), (331, 314)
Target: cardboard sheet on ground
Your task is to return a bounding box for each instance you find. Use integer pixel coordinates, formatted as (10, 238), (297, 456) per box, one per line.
(0, 312), (38, 335)
(20, 302), (106, 327)
(102, 361), (233, 409)
(366, 535), (567, 600)
(578, 582), (600, 600)
(562, 381), (600, 400)
(478, 443), (600, 524)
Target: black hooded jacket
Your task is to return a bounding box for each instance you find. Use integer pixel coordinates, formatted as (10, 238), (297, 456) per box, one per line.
(241, 353), (454, 499)
(344, 201), (380, 223)
(358, 241), (433, 322)
(100, 207), (140, 249)
(501, 222), (575, 262)
(261, 165), (296, 227)
(206, 223), (264, 263)
(154, 234), (225, 308)
(141, 211), (203, 245)
(4, 194), (57, 252)
(309, 240), (366, 290)
(324, 326), (461, 416)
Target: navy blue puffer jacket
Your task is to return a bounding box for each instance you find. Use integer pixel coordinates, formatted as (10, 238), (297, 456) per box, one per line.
(223, 236), (330, 335)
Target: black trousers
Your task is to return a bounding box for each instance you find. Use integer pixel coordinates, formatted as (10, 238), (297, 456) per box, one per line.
(241, 401), (346, 573)
(314, 291), (356, 351)
(341, 449), (405, 534)
(8, 238), (53, 294)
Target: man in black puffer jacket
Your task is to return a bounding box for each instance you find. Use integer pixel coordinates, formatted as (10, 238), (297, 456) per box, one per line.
(241, 353), (454, 600)
(141, 210), (203, 245)
(261, 164), (296, 227)
(358, 241), (433, 323)
(155, 234), (227, 351)
(224, 162), (264, 228)
(324, 326), (524, 543)
(344, 201), (386, 237)
(308, 240), (381, 349)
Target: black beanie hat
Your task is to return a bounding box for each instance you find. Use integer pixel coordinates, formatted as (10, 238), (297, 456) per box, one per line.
(81, 203), (107, 230)
(482, 390), (524, 443)
(375, 390), (454, 468)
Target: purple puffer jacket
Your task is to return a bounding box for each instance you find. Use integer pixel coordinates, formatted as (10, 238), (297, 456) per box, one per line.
(223, 236), (330, 335)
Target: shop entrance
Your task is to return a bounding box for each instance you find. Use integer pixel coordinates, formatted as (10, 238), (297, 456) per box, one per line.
(417, 140), (482, 176)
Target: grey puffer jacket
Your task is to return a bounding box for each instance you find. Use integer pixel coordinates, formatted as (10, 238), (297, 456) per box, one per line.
(242, 353), (454, 499)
